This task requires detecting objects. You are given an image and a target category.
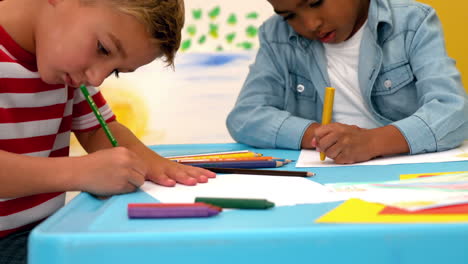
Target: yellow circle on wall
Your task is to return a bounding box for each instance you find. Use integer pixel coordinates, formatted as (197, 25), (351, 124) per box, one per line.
(100, 85), (149, 139)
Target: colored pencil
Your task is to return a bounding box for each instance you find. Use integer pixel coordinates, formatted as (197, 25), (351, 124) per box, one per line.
(195, 197), (275, 209)
(190, 160), (284, 169)
(169, 152), (262, 160)
(175, 157), (292, 164)
(197, 167), (315, 177)
(128, 206), (220, 218)
(79, 85), (118, 147)
(166, 150), (251, 159)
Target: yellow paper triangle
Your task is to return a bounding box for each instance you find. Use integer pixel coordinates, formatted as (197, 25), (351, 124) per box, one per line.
(315, 199), (468, 223)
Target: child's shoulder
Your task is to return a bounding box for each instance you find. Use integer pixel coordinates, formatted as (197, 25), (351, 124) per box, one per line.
(388, 0), (434, 14)
(258, 15), (296, 44)
(383, 0), (437, 32)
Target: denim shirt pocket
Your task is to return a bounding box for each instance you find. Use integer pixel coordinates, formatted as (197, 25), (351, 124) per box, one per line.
(287, 71), (318, 117)
(289, 71), (317, 99)
(372, 62), (414, 96)
(371, 61), (418, 121)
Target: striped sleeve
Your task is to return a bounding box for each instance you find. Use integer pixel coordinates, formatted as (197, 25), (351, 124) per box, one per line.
(71, 86), (116, 132)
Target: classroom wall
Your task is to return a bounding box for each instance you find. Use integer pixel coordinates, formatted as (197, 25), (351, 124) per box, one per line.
(420, 0), (468, 90)
(69, 0), (468, 156)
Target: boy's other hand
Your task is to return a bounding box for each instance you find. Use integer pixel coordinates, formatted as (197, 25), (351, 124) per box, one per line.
(74, 147), (147, 196)
(145, 158), (217, 187)
(301, 123), (321, 149)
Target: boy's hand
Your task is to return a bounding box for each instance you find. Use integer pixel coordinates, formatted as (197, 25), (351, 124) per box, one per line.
(145, 157), (216, 187)
(74, 147), (147, 196)
(313, 123), (376, 164)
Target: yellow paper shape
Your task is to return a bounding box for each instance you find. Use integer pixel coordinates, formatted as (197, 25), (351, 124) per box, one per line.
(315, 199), (468, 223)
(400, 171), (468, 180)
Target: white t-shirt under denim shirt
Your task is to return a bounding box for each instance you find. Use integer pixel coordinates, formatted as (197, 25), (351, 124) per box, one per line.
(324, 21), (381, 129)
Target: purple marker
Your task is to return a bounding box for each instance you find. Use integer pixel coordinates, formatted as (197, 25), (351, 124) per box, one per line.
(128, 206), (220, 219)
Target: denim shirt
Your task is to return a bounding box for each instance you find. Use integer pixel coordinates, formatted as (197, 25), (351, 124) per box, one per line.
(226, 0), (468, 154)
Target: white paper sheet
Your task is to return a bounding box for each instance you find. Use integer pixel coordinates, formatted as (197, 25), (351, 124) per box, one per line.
(141, 174), (343, 207)
(296, 141), (468, 167)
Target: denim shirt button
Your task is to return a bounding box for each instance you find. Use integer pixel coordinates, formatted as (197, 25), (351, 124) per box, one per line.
(384, 80), (392, 89)
(296, 84), (305, 93)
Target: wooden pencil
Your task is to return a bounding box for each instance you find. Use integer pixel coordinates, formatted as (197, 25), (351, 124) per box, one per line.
(169, 152), (262, 160)
(166, 150), (251, 159)
(175, 157), (292, 164)
(191, 160), (283, 169)
(199, 167), (315, 177)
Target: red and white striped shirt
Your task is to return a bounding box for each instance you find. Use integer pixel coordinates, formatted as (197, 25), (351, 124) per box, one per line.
(0, 26), (115, 237)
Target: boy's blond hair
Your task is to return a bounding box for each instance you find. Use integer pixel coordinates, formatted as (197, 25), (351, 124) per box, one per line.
(83, 0), (185, 67)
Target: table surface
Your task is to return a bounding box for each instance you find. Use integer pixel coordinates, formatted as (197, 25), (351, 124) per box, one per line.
(29, 143), (468, 264)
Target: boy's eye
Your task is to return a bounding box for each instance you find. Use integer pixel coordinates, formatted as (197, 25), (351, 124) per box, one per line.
(309, 0), (323, 7)
(97, 41), (110, 56)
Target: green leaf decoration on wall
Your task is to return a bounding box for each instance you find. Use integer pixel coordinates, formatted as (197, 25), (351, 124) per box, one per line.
(246, 25), (258, 38)
(209, 24), (219, 38)
(208, 6), (221, 20)
(198, 35), (207, 44)
(181, 39), (192, 51)
(246, 12), (259, 19)
(186, 25), (197, 37)
(227, 14), (237, 25)
(236, 42), (254, 50)
(192, 9), (202, 20)
(181, 7), (262, 52)
(226, 33), (236, 43)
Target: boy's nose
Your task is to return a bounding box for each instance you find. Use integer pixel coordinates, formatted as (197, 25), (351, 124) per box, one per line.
(303, 16), (322, 33)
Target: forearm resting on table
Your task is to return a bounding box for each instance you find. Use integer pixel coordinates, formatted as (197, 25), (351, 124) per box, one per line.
(366, 125), (410, 158)
(301, 123), (409, 158)
(0, 150), (77, 198)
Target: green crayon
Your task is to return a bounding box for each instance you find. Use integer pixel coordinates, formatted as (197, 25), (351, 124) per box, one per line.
(195, 197), (275, 209)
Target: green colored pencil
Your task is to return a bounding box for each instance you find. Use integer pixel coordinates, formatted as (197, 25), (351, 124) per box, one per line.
(79, 85), (118, 147)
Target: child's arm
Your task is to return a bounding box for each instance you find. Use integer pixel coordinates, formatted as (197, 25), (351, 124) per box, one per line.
(227, 23), (315, 150)
(75, 121), (216, 187)
(387, 7), (468, 155)
(0, 148), (146, 198)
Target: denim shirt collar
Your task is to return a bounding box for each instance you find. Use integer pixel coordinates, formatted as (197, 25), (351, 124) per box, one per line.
(368, 0), (394, 43)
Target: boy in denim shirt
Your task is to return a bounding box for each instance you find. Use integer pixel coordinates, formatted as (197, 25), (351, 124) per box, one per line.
(227, 0), (468, 164)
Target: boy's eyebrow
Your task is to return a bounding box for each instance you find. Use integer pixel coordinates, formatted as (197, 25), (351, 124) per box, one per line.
(108, 33), (127, 59)
(274, 0), (308, 14)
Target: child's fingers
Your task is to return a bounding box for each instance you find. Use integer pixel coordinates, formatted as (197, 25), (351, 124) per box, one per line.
(324, 141), (341, 160)
(192, 167), (216, 178)
(127, 169), (146, 188)
(121, 183), (139, 194)
(170, 171), (198, 185)
(150, 174), (176, 187)
(316, 133), (337, 155)
(311, 137), (317, 148)
(185, 170), (209, 183)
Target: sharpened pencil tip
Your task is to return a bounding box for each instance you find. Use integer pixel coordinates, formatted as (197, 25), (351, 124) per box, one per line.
(306, 172), (315, 177)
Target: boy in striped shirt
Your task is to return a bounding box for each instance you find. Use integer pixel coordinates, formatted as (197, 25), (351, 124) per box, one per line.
(0, 0), (216, 262)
